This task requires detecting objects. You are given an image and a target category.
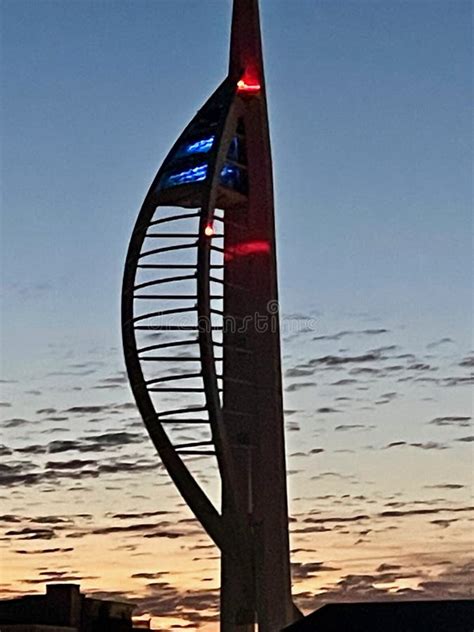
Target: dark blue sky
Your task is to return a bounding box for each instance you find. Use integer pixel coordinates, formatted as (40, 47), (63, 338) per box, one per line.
(2, 0), (471, 369)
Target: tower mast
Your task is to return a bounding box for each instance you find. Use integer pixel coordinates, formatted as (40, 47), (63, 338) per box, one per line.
(222, 1), (294, 630)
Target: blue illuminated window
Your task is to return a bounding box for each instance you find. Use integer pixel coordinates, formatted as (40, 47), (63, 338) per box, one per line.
(160, 164), (208, 189)
(220, 163), (247, 194)
(175, 136), (215, 158)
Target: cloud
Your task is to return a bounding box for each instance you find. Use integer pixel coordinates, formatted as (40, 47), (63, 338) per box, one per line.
(426, 338), (454, 350)
(429, 416), (471, 428)
(384, 441), (448, 450)
(292, 561), (340, 580)
(91, 582), (219, 625)
(110, 510), (172, 520)
(455, 435), (474, 442)
(15, 547), (74, 554)
(424, 484), (465, 490)
(91, 522), (171, 536)
(375, 392), (397, 405)
(459, 355), (474, 368)
(302, 514), (370, 525)
(378, 506), (472, 519)
(19, 431), (147, 457)
(376, 563), (402, 572)
(317, 407), (340, 414)
(308, 352), (385, 367)
(430, 519), (458, 528)
(45, 459), (97, 470)
(285, 368), (316, 378)
(2, 418), (33, 428)
(286, 382), (317, 392)
(313, 329), (389, 342)
(442, 376), (474, 387)
(131, 572), (170, 580)
(330, 379), (358, 386)
(5, 527), (56, 540)
(334, 424), (367, 432)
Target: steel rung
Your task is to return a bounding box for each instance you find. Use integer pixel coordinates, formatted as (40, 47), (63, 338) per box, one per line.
(146, 373), (202, 384)
(158, 405), (207, 417)
(159, 419), (209, 424)
(134, 294), (197, 300)
(139, 243), (197, 258)
(176, 450), (216, 456)
(173, 440), (213, 449)
(133, 306), (196, 324)
(149, 211), (200, 226)
(148, 387), (204, 393)
(145, 233), (199, 239)
(141, 356), (205, 362)
(138, 264), (198, 270)
(135, 325), (222, 331)
(134, 274), (196, 291)
(138, 339), (198, 353)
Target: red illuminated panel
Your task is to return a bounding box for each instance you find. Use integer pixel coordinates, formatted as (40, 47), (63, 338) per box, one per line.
(237, 78), (261, 94)
(225, 240), (270, 261)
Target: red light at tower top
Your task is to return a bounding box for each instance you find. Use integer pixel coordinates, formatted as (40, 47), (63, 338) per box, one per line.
(237, 78), (261, 94)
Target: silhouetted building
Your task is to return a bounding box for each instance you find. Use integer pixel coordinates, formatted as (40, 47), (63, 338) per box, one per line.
(0, 584), (146, 632)
(283, 600), (474, 632)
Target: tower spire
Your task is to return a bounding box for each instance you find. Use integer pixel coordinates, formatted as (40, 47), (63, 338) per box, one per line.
(229, 0), (265, 90)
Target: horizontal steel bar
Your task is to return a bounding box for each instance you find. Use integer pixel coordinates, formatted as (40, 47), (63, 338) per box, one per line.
(134, 274), (196, 291)
(134, 295), (222, 301)
(158, 405), (207, 417)
(139, 243), (197, 258)
(174, 441), (213, 449)
(149, 211), (200, 226)
(176, 450), (216, 456)
(148, 387), (204, 393)
(145, 232), (199, 239)
(146, 373), (202, 385)
(138, 339), (198, 353)
(133, 306), (196, 324)
(135, 325), (222, 331)
(138, 264), (197, 269)
(159, 419), (209, 424)
(138, 263), (223, 270)
(141, 356), (205, 362)
(134, 294), (197, 300)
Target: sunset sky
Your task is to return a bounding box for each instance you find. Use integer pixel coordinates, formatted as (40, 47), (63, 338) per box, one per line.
(1, 0), (472, 629)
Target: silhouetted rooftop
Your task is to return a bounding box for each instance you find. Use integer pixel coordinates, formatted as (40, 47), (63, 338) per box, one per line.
(283, 600), (474, 632)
